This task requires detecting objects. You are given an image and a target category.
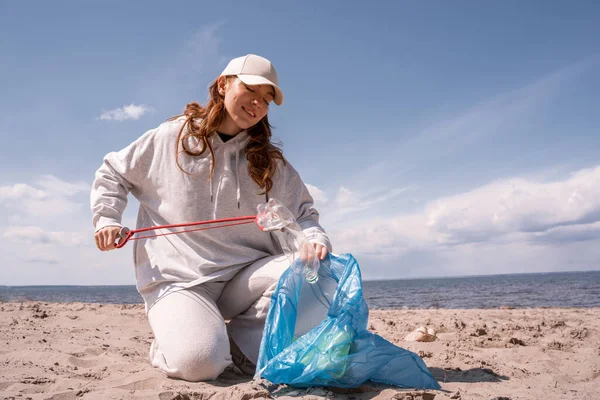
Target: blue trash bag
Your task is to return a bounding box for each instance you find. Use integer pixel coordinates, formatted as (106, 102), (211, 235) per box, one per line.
(255, 252), (441, 389)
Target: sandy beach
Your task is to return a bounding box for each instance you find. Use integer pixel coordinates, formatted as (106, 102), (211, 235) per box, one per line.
(1, 302), (598, 400)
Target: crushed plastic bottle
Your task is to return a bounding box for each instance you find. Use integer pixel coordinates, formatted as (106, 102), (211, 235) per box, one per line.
(256, 198), (320, 284)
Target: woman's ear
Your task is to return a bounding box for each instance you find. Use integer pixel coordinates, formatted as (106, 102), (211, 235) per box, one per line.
(217, 76), (227, 96)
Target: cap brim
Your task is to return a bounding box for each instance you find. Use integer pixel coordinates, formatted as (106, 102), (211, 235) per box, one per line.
(237, 74), (284, 106)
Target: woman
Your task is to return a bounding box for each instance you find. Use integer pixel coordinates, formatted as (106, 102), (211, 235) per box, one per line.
(90, 54), (332, 381)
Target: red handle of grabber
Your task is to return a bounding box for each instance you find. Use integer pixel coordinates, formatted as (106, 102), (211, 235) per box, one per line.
(115, 227), (133, 249)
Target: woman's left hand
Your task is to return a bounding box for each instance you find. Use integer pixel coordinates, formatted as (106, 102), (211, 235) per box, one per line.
(313, 243), (329, 260)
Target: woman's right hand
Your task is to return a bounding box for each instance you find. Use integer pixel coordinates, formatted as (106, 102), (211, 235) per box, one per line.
(94, 226), (122, 251)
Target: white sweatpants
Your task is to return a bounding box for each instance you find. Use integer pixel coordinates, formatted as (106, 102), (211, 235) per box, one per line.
(147, 254), (289, 382)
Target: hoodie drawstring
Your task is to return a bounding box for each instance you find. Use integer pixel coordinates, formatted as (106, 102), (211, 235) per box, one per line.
(209, 174), (213, 203)
(235, 141), (241, 209)
(209, 136), (242, 210)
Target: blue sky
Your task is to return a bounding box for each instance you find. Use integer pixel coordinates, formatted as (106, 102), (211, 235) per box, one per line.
(1, 1), (599, 285)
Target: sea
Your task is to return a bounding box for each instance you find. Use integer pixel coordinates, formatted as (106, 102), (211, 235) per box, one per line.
(1, 270), (599, 309)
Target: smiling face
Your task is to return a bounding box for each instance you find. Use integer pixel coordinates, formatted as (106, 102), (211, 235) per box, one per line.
(217, 76), (275, 135)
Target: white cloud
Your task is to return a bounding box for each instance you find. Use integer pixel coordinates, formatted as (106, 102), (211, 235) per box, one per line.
(0, 175), (89, 218)
(530, 222), (600, 245)
(332, 213), (431, 258)
(98, 104), (153, 121)
(3, 226), (84, 246)
(0, 175), (140, 285)
(35, 175), (89, 196)
(306, 184), (328, 204)
(334, 187), (357, 208)
(337, 186), (411, 212)
(317, 185), (413, 225)
(426, 165), (600, 244)
(329, 165), (600, 270)
(0, 183), (47, 200)
(308, 184), (413, 224)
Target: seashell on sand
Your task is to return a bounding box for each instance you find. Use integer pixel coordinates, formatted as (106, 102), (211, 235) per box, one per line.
(404, 326), (437, 342)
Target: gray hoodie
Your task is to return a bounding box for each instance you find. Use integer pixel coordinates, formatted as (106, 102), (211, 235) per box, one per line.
(90, 117), (331, 303)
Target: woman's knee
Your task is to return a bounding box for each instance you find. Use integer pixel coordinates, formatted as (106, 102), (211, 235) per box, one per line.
(147, 285), (232, 381)
(161, 344), (231, 381)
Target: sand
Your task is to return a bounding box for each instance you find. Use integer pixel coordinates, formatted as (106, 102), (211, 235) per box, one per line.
(1, 302), (599, 399)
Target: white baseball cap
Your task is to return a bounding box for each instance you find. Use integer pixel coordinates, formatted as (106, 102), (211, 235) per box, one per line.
(220, 54), (284, 106)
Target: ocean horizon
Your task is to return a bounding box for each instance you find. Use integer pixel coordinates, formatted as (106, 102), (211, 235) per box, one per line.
(2, 270), (599, 309)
